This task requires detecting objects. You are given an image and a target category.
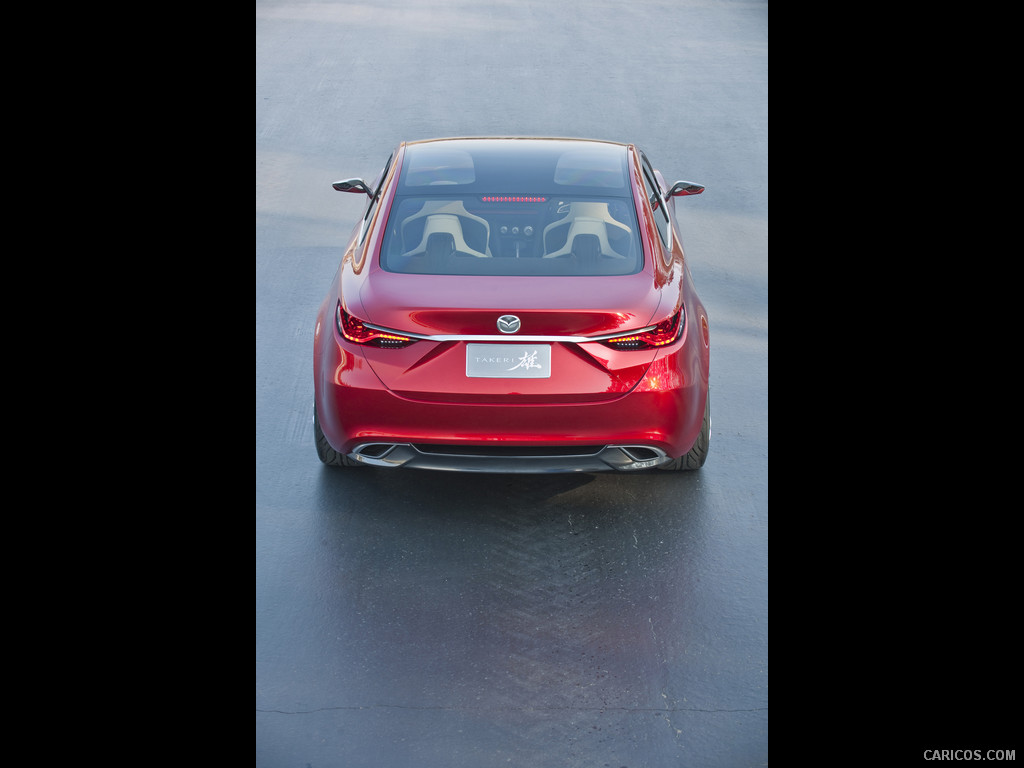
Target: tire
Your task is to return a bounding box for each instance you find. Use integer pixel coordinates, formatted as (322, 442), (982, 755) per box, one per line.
(314, 404), (362, 467)
(658, 392), (710, 471)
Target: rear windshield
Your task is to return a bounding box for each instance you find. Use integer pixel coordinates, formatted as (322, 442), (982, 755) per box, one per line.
(379, 142), (642, 276)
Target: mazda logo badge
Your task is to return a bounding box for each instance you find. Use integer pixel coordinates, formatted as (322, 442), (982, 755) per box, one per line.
(497, 315), (521, 334)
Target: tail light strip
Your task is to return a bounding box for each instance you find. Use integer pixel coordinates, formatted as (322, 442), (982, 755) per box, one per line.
(336, 301), (683, 350)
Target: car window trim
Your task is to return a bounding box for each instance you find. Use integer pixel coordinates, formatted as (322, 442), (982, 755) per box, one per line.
(640, 153), (673, 253)
(358, 153), (393, 246)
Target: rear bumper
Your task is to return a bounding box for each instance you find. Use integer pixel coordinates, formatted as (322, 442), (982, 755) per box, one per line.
(346, 442), (672, 473)
(315, 368), (706, 473)
(313, 308), (708, 471)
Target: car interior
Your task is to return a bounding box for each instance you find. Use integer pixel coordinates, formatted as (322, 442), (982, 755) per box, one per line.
(381, 196), (642, 276)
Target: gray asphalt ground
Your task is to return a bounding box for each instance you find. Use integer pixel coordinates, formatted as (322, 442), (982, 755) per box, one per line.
(257, 2), (768, 766)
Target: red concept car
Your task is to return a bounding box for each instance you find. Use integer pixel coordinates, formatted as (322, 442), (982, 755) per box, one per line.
(313, 137), (709, 473)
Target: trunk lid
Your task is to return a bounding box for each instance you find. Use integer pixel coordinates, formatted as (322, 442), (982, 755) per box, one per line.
(355, 272), (663, 403)
(359, 272), (659, 337)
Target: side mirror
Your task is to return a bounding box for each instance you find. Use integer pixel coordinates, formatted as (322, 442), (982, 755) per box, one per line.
(666, 180), (705, 197)
(332, 178), (372, 195)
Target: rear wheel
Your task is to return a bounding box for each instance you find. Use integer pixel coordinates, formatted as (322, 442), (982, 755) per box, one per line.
(314, 404), (362, 467)
(658, 393), (710, 471)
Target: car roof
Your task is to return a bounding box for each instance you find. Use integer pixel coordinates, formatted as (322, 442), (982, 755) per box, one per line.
(397, 137), (634, 194)
(404, 136), (629, 149)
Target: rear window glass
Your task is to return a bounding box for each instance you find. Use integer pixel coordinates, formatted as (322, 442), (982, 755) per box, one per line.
(382, 141), (641, 276)
(380, 195), (641, 276)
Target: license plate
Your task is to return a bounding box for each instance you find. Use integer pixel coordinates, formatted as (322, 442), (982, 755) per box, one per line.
(466, 344), (551, 378)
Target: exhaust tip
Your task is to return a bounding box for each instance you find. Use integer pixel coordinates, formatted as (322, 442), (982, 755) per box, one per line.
(620, 446), (662, 462)
(355, 443), (396, 459)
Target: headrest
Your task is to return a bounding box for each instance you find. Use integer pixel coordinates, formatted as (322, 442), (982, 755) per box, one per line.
(426, 232), (455, 255)
(571, 233), (601, 259)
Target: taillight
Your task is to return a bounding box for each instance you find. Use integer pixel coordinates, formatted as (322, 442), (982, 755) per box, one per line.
(602, 310), (684, 350)
(336, 303), (414, 348)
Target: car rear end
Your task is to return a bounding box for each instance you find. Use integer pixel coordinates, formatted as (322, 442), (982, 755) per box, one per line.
(313, 138), (709, 472)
